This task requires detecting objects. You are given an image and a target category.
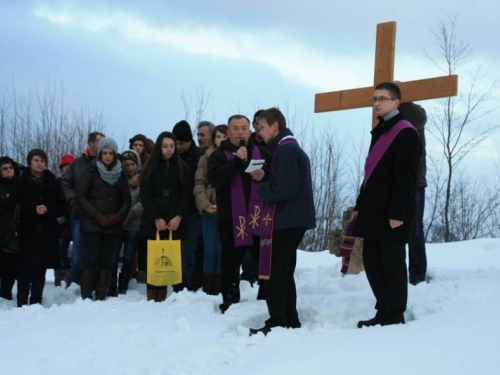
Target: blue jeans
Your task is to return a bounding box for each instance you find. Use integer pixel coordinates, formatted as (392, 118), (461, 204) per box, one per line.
(408, 188), (427, 282)
(70, 219), (82, 283)
(181, 213), (202, 289)
(201, 214), (221, 275)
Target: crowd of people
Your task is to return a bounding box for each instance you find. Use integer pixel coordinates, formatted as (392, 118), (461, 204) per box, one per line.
(0, 84), (427, 334)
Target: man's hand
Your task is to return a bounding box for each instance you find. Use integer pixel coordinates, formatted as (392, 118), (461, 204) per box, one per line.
(250, 169), (265, 181)
(389, 219), (403, 229)
(166, 215), (182, 231)
(129, 174), (140, 188)
(155, 218), (168, 231)
(95, 213), (111, 227)
(36, 205), (47, 215)
(351, 211), (358, 222)
(236, 147), (248, 161)
(205, 205), (217, 214)
(107, 213), (123, 225)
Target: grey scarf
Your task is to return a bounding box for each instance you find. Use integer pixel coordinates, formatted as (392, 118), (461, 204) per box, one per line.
(97, 161), (122, 185)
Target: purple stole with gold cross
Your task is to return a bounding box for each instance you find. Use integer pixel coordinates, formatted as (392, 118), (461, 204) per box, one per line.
(259, 135), (298, 280)
(224, 146), (263, 247)
(340, 119), (415, 274)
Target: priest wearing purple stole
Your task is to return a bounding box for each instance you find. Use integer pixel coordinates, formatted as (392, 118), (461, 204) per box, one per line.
(353, 82), (421, 328)
(249, 108), (316, 336)
(207, 114), (272, 313)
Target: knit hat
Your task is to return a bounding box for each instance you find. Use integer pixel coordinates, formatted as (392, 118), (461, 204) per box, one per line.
(26, 149), (48, 165)
(59, 154), (76, 169)
(97, 137), (118, 155)
(172, 120), (193, 142)
(121, 149), (142, 172)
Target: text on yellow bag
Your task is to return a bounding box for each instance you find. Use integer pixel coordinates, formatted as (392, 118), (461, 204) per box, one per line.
(147, 231), (182, 286)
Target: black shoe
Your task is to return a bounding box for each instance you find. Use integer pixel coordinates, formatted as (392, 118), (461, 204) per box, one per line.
(381, 314), (405, 326)
(249, 326), (272, 336)
(219, 302), (232, 314)
(357, 316), (382, 329)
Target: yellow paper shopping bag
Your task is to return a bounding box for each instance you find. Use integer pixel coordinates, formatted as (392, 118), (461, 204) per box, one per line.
(147, 231), (182, 286)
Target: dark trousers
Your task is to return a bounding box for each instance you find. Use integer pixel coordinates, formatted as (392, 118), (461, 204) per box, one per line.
(182, 213), (202, 290)
(81, 232), (121, 270)
(219, 220), (260, 303)
(70, 218), (82, 283)
(0, 251), (17, 300)
(363, 238), (408, 318)
(111, 230), (139, 289)
(408, 188), (427, 283)
(265, 227), (306, 328)
(17, 266), (46, 307)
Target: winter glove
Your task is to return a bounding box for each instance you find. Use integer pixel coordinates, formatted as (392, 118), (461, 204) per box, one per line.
(94, 212), (111, 227)
(107, 213), (123, 225)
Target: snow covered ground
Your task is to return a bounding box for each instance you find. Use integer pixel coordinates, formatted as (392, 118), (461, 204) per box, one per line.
(2, 239), (500, 375)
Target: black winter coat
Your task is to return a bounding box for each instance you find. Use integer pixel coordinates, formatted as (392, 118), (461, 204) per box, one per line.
(0, 176), (17, 247)
(75, 161), (131, 235)
(207, 139), (272, 224)
(61, 151), (95, 218)
(139, 158), (191, 240)
(258, 129), (316, 231)
(13, 169), (66, 268)
(179, 142), (204, 214)
(354, 112), (421, 244)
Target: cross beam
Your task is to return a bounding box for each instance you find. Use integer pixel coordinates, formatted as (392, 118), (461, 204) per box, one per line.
(314, 22), (458, 127)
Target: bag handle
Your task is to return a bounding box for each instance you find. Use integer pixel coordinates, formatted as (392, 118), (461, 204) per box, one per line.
(155, 230), (173, 241)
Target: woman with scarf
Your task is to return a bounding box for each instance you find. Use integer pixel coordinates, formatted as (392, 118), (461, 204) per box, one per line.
(139, 132), (191, 302)
(75, 138), (131, 300)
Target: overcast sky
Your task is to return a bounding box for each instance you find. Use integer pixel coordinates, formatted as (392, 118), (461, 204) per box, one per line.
(1, 0), (499, 175)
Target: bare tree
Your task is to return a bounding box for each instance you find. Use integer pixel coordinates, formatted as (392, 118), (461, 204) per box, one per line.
(0, 81), (106, 173)
(425, 13), (498, 242)
(179, 86), (214, 128)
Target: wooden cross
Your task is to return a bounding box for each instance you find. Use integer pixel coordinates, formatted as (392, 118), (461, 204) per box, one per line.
(314, 21), (458, 127)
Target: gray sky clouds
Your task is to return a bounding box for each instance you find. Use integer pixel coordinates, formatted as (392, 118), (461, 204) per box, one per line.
(1, 0), (499, 175)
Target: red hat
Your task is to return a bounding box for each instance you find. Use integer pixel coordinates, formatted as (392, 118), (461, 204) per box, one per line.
(59, 154), (75, 169)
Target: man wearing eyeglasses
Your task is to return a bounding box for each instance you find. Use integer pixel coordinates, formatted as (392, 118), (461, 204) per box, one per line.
(352, 82), (421, 328)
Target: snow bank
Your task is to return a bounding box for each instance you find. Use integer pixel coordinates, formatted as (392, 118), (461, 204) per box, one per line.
(1, 239), (500, 375)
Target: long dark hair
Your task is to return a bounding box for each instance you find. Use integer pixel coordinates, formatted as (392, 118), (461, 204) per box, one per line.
(140, 132), (188, 184)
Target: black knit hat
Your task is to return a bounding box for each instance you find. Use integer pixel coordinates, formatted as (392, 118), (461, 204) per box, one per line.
(172, 120), (193, 142)
(27, 149), (48, 165)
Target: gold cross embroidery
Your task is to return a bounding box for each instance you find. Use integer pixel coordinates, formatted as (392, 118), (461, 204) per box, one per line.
(263, 214), (272, 226)
(236, 216), (247, 239)
(250, 205), (261, 229)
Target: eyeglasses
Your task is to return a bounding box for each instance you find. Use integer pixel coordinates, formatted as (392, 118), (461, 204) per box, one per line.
(1, 165), (14, 171)
(371, 96), (397, 103)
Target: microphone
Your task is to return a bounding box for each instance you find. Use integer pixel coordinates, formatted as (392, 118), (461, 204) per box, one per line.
(239, 139), (247, 161)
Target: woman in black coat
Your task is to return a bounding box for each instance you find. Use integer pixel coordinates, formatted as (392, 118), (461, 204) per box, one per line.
(0, 157), (21, 300)
(13, 150), (67, 307)
(75, 138), (131, 301)
(139, 131), (191, 302)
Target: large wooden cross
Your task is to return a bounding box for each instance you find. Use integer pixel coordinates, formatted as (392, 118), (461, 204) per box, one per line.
(314, 21), (458, 127)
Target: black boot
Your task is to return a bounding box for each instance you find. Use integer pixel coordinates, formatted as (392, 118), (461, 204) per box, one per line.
(219, 282), (240, 314)
(80, 269), (95, 300)
(249, 325), (272, 336)
(96, 270), (112, 301)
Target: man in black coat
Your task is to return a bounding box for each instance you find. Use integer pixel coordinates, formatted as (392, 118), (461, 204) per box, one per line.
(207, 114), (272, 313)
(400, 103), (428, 285)
(172, 120), (205, 290)
(353, 82), (421, 328)
(13, 149), (67, 306)
(61, 131), (105, 284)
(249, 108), (316, 336)
(0, 157), (21, 300)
